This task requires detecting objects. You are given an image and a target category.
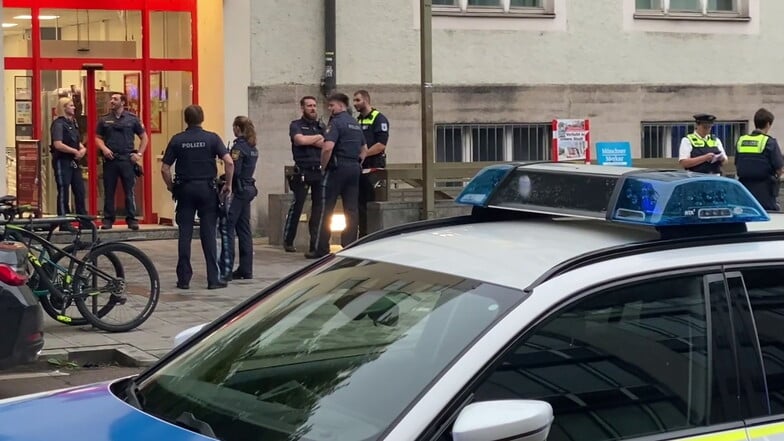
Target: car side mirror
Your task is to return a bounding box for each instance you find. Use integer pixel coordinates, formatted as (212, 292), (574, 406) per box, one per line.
(173, 323), (207, 348)
(452, 400), (553, 441)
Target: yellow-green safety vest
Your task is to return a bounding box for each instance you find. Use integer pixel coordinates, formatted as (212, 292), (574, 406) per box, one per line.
(736, 133), (769, 154)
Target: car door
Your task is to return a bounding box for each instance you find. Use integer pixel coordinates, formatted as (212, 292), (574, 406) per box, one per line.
(420, 270), (749, 441)
(725, 264), (784, 440)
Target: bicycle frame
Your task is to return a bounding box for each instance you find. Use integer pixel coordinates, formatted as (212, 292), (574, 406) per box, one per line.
(2, 223), (121, 295)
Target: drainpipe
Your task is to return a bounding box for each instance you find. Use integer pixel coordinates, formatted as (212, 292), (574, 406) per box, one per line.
(321, 0), (336, 97)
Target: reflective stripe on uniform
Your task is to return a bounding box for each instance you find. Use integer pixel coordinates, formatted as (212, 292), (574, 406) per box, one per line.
(687, 133), (720, 148)
(358, 109), (380, 126)
(736, 134), (769, 155)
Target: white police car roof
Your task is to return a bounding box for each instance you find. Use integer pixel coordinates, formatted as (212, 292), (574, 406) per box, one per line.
(339, 218), (660, 289)
(341, 163), (784, 290)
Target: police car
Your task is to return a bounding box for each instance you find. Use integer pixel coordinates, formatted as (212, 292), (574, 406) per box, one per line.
(2, 163), (784, 441)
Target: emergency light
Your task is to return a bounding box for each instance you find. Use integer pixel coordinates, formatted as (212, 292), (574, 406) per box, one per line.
(456, 162), (770, 227)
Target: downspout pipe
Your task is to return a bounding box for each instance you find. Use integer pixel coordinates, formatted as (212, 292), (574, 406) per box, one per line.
(322, 0), (336, 97)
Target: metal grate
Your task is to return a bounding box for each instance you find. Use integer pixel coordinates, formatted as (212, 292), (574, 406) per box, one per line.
(640, 121), (747, 159)
(435, 123), (552, 163)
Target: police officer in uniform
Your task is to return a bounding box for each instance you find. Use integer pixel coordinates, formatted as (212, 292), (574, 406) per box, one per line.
(735, 108), (784, 211)
(51, 97), (87, 219)
(283, 96), (325, 253)
(353, 90), (390, 238)
(161, 105), (234, 290)
(678, 113), (727, 175)
(219, 115), (259, 281)
(96, 93), (148, 230)
(306, 93), (368, 259)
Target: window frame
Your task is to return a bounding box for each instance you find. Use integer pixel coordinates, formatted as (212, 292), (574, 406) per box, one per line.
(418, 265), (746, 441)
(435, 122), (553, 163)
(432, 0), (555, 18)
(724, 262), (784, 422)
(634, 0), (751, 21)
(640, 120), (748, 159)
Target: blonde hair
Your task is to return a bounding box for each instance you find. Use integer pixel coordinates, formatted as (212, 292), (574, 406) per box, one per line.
(233, 115), (257, 146)
(57, 97), (74, 117)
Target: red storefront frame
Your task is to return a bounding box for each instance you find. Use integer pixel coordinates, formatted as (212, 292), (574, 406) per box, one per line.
(3, 0), (199, 223)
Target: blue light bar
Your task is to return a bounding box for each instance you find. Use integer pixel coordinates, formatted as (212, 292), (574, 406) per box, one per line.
(455, 164), (517, 206)
(455, 163), (771, 227)
(609, 172), (770, 226)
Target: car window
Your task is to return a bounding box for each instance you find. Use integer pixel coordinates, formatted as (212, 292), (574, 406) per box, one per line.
(465, 274), (737, 441)
(740, 266), (784, 414)
(134, 257), (522, 441)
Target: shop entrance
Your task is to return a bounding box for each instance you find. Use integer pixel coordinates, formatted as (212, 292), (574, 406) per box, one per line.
(40, 67), (146, 222)
(3, 1), (198, 224)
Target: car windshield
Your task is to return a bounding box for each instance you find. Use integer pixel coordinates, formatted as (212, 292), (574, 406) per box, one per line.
(134, 256), (522, 441)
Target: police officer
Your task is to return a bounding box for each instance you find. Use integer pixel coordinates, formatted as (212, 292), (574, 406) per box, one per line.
(161, 105), (234, 290)
(678, 113), (727, 175)
(95, 93), (148, 230)
(735, 108), (784, 211)
(306, 93), (368, 259)
(219, 115), (259, 281)
(353, 90), (390, 238)
(282, 96), (326, 253)
(50, 97), (87, 220)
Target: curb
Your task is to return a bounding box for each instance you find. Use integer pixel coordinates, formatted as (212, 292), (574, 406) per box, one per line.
(38, 344), (160, 369)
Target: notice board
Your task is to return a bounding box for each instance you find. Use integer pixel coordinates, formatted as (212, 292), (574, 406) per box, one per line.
(15, 139), (42, 214)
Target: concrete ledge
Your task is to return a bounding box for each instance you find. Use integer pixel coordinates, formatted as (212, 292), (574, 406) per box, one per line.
(39, 344), (159, 368)
(367, 200), (472, 232)
(48, 225), (192, 245)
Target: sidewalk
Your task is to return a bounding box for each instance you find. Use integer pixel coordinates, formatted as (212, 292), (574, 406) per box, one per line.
(39, 238), (311, 365)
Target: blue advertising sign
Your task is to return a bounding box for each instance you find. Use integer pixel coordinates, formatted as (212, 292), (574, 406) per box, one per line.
(597, 141), (632, 166)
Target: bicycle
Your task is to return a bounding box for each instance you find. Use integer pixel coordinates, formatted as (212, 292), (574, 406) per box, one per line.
(0, 196), (161, 333)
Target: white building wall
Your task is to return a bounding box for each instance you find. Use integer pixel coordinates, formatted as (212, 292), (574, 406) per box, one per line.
(246, 0), (784, 236)
(223, 0), (251, 138)
(251, 0), (778, 87)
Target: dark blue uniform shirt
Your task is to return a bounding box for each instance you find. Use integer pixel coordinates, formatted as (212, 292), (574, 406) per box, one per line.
(51, 116), (80, 161)
(358, 109), (389, 149)
(163, 127), (228, 181)
(289, 117), (325, 168)
(325, 111), (365, 165)
(735, 130), (784, 181)
(230, 137), (259, 198)
(96, 111), (144, 154)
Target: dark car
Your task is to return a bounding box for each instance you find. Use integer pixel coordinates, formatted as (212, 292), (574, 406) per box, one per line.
(0, 240), (43, 369)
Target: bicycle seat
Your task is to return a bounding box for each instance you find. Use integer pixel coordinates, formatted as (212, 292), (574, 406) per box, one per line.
(0, 195), (16, 204)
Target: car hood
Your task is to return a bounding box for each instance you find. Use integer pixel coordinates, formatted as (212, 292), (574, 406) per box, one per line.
(0, 380), (214, 441)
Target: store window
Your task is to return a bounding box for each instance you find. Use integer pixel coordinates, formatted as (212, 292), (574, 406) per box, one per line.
(2, 8), (32, 57)
(150, 11), (192, 59)
(38, 9), (142, 59)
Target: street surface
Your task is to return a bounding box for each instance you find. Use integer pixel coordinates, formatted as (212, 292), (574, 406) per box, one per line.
(0, 238), (311, 399)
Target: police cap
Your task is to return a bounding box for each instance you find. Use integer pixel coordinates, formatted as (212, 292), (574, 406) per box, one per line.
(693, 113), (717, 123)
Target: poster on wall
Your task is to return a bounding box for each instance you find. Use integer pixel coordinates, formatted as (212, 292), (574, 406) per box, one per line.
(15, 140), (41, 212)
(552, 119), (591, 163)
(14, 76), (32, 101)
(124, 73), (141, 116)
(15, 101), (32, 125)
(596, 142), (632, 167)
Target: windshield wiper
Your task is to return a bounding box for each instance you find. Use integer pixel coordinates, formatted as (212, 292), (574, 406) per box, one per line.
(175, 412), (218, 438)
(124, 378), (144, 410)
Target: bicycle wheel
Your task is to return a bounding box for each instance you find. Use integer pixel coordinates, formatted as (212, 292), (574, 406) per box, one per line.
(37, 244), (90, 325)
(73, 241), (160, 332)
(38, 243), (122, 326)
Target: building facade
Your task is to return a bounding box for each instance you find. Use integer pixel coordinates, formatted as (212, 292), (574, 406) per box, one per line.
(3, 0), (782, 234)
(1, 0), (230, 225)
(247, 0), (784, 234)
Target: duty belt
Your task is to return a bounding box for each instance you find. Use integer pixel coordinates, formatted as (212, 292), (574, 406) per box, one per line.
(294, 165), (321, 172)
